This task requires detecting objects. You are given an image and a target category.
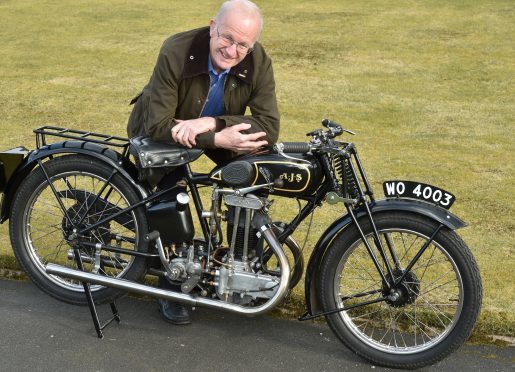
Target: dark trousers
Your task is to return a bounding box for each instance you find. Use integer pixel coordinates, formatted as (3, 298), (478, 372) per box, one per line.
(157, 168), (186, 293)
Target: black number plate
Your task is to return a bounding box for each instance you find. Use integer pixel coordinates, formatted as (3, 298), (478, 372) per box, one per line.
(382, 180), (456, 209)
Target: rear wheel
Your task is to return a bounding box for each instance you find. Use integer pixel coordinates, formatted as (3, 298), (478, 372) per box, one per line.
(9, 155), (149, 305)
(317, 212), (482, 369)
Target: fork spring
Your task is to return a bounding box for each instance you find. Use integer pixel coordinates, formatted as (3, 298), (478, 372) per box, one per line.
(333, 155), (359, 199)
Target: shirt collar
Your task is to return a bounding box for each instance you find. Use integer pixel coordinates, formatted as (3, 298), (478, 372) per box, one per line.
(208, 56), (230, 78)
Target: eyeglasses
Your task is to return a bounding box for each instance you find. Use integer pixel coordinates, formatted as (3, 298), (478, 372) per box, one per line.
(215, 28), (253, 55)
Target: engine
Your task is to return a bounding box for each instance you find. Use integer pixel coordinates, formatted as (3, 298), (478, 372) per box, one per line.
(156, 191), (284, 306)
(215, 262), (280, 304)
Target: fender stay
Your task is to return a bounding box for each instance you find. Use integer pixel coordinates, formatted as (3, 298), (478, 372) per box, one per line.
(303, 198), (466, 317)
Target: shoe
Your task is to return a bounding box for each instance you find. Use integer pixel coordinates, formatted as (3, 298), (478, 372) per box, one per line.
(157, 299), (191, 325)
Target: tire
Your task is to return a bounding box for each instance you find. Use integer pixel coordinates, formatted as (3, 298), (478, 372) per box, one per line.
(317, 211), (482, 369)
(9, 154), (149, 305)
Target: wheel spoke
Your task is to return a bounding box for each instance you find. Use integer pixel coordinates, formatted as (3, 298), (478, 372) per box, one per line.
(420, 270), (455, 295)
(398, 232), (419, 264)
(349, 252), (381, 283)
(28, 222), (62, 235)
(411, 256), (449, 272)
(341, 287), (382, 301)
(45, 239), (68, 263)
(29, 224), (63, 241)
(404, 311), (436, 342)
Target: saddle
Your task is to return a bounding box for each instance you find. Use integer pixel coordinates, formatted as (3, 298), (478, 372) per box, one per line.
(129, 136), (204, 186)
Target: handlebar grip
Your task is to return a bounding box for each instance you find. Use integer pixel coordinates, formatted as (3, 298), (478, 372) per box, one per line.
(275, 142), (311, 153)
(322, 118), (340, 127)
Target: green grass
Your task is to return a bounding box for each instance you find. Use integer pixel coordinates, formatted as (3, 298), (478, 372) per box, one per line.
(0, 0), (513, 337)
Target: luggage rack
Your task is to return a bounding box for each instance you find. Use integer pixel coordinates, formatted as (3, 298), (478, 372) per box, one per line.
(34, 126), (131, 157)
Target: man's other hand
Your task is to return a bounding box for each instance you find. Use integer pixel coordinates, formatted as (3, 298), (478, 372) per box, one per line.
(214, 123), (268, 152)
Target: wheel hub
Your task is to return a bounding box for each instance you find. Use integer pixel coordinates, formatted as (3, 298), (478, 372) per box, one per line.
(61, 203), (111, 243)
(383, 269), (420, 308)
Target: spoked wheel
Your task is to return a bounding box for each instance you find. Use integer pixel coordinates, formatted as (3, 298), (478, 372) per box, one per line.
(317, 212), (482, 369)
(9, 155), (148, 305)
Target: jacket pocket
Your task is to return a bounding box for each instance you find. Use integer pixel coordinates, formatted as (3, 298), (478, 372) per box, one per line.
(129, 91), (143, 105)
(127, 91), (150, 138)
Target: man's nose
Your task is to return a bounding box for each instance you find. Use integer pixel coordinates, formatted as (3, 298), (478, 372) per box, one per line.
(224, 43), (238, 58)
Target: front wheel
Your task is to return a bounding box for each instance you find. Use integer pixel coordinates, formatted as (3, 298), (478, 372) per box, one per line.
(317, 211), (482, 369)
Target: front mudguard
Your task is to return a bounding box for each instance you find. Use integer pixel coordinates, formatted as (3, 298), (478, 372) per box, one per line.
(304, 198), (466, 317)
(0, 140), (148, 223)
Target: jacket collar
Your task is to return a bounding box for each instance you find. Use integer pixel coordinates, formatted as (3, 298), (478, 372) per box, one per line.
(182, 27), (254, 85)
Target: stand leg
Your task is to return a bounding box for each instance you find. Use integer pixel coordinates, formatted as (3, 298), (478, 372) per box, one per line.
(82, 282), (104, 338)
(98, 301), (121, 330)
(109, 302), (121, 323)
(73, 246), (104, 338)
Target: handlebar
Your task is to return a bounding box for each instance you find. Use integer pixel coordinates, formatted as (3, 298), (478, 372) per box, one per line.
(274, 119), (355, 155)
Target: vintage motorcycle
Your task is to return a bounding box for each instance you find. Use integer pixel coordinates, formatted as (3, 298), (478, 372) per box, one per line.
(0, 119), (482, 369)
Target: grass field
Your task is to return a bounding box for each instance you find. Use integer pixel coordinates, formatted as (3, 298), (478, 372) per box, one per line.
(0, 0), (513, 337)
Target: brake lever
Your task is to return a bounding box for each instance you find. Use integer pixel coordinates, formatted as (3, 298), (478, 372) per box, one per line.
(306, 129), (323, 137)
(322, 118), (356, 136)
(341, 127), (356, 136)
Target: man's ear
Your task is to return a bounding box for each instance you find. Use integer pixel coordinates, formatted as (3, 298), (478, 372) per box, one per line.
(209, 19), (216, 37)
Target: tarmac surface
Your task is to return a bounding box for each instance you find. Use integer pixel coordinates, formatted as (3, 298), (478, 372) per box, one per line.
(0, 279), (513, 372)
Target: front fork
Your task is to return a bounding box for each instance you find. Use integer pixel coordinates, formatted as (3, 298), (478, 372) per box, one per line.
(332, 146), (443, 293)
(322, 147), (398, 290)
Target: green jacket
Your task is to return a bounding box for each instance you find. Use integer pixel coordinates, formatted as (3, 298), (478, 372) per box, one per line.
(127, 27), (280, 159)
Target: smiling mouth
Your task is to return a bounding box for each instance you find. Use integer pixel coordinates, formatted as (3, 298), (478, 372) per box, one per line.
(220, 49), (234, 60)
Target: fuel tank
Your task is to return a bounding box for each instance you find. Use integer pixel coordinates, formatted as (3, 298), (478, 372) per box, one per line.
(209, 151), (324, 197)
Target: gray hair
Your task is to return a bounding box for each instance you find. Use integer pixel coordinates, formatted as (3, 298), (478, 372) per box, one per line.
(215, 0), (263, 37)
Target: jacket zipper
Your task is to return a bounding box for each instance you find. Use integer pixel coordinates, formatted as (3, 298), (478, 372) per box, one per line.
(199, 74), (212, 118)
(198, 74), (228, 118)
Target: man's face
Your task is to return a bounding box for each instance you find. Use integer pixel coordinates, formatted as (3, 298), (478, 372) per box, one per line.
(209, 11), (260, 73)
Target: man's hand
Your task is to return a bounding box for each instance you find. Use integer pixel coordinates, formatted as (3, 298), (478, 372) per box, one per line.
(171, 117), (217, 148)
(214, 123), (268, 151)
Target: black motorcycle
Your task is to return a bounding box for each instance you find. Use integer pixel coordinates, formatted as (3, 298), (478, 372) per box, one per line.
(0, 119), (482, 369)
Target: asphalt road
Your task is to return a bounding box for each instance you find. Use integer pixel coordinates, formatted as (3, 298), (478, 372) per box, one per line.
(0, 279), (513, 372)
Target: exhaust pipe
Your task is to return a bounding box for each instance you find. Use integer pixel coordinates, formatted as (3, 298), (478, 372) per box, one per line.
(46, 227), (290, 316)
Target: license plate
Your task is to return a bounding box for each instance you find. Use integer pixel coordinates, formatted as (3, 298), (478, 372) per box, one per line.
(382, 180), (456, 209)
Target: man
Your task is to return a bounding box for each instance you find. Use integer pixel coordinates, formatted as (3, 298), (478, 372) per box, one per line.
(127, 0), (279, 325)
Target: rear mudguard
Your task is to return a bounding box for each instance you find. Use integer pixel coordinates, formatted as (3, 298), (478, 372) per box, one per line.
(0, 140), (148, 223)
(304, 198), (467, 316)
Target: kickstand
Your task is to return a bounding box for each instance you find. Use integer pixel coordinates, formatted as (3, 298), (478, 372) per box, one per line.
(73, 246), (120, 339)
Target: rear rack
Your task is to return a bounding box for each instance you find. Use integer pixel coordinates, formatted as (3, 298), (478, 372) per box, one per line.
(34, 126), (130, 157)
